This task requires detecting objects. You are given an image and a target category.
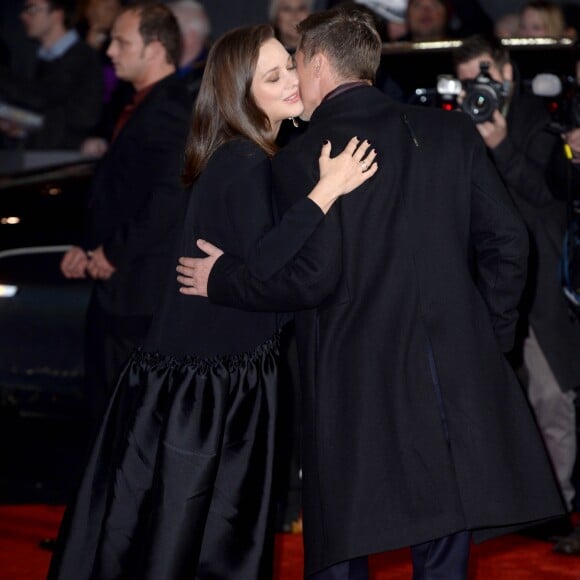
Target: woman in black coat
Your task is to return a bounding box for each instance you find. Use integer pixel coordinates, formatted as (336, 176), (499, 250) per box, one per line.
(47, 24), (377, 580)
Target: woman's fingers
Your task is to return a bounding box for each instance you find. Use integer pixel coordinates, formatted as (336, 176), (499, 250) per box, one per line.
(359, 148), (377, 171)
(362, 160), (378, 177)
(351, 139), (372, 162)
(343, 136), (360, 156)
(319, 139), (332, 163)
(320, 136), (378, 179)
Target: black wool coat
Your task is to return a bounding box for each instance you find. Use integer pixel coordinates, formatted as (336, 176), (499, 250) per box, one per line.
(84, 73), (192, 317)
(208, 86), (564, 575)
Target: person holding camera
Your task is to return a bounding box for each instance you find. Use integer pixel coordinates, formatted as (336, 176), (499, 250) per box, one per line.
(546, 62), (580, 556)
(454, 34), (580, 540)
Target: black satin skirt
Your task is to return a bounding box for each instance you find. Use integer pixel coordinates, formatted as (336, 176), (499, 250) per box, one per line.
(48, 334), (280, 580)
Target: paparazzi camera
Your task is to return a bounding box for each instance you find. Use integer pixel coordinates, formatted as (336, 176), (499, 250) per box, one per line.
(531, 73), (580, 132)
(438, 62), (509, 123)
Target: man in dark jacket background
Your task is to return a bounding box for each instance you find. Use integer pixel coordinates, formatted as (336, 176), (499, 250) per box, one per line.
(61, 2), (191, 433)
(454, 34), (580, 533)
(0, 0), (103, 149)
(177, 7), (564, 579)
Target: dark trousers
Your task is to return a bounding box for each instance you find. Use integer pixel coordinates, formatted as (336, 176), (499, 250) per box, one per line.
(84, 293), (151, 437)
(273, 322), (303, 530)
(308, 557), (369, 580)
(309, 531), (471, 580)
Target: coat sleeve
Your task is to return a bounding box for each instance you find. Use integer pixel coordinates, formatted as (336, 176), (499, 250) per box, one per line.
(207, 148), (343, 311)
(222, 147), (326, 281)
(469, 131), (529, 352)
(208, 209), (342, 311)
(244, 197), (325, 280)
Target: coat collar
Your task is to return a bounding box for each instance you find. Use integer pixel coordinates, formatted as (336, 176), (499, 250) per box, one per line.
(309, 84), (381, 127)
(321, 81), (373, 104)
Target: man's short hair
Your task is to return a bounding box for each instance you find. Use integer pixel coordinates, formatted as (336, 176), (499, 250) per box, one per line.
(46, 0), (76, 29)
(297, 6), (382, 83)
(124, 2), (183, 68)
(453, 34), (510, 69)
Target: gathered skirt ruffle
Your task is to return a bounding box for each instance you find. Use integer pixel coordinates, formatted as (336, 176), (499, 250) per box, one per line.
(48, 334), (281, 580)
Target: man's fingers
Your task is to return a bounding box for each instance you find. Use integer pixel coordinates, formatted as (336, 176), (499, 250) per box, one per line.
(61, 250), (89, 278)
(176, 274), (195, 287)
(179, 286), (201, 296)
(86, 262), (113, 280)
(178, 256), (196, 268)
(176, 264), (195, 275)
(176, 261), (200, 277)
(63, 268), (84, 279)
(196, 239), (224, 257)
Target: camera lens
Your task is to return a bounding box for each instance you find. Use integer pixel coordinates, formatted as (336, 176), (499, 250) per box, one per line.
(461, 85), (498, 123)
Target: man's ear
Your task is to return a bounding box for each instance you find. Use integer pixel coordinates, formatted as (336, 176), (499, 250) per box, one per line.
(312, 54), (323, 78)
(144, 39), (165, 63)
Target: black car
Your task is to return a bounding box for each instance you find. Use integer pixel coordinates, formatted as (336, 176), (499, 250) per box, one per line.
(0, 151), (95, 501)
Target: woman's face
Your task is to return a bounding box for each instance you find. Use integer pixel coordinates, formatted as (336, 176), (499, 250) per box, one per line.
(251, 37), (303, 134)
(274, 0), (310, 49)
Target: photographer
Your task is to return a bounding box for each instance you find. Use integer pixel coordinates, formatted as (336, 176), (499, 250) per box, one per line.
(454, 34), (580, 540)
(547, 69), (580, 557)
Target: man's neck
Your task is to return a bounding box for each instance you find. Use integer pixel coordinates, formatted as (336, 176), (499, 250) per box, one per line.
(321, 78), (371, 102)
(322, 78), (371, 98)
(40, 23), (67, 50)
(132, 63), (176, 91)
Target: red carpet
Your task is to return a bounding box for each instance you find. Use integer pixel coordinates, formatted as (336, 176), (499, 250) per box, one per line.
(1, 505), (579, 579)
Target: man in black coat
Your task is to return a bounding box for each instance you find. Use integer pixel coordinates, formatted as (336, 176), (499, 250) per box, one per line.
(455, 35), (580, 528)
(61, 3), (191, 432)
(178, 7), (564, 578)
(0, 0), (103, 150)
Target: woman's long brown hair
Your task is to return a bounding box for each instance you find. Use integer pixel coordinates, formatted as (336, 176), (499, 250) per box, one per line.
(182, 24), (278, 186)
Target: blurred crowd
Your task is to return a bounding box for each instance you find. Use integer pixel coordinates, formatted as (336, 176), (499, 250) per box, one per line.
(0, 0), (579, 151)
(1, 0), (580, 559)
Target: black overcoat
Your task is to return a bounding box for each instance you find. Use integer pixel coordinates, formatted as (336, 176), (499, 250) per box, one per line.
(208, 86), (564, 575)
(84, 73), (191, 317)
